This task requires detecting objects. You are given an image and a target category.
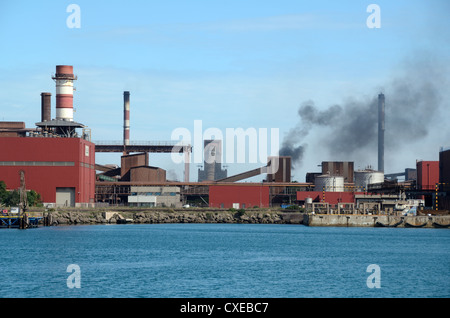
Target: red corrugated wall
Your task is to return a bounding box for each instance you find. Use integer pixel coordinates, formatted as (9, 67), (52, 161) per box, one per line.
(416, 161), (439, 190)
(209, 185), (270, 208)
(0, 137), (95, 204)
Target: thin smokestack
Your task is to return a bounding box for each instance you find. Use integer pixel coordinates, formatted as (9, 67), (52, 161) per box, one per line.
(123, 91), (130, 146)
(378, 93), (385, 172)
(40, 92), (51, 122)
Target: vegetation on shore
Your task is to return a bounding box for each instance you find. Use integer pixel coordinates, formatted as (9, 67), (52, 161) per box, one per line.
(0, 181), (42, 208)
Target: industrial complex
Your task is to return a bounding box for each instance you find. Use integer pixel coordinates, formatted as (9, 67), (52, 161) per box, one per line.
(1, 65), (449, 215)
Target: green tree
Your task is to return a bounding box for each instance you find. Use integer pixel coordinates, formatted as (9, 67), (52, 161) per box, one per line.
(0, 181), (43, 207)
(27, 190), (42, 207)
(0, 181), (7, 204)
(5, 190), (20, 207)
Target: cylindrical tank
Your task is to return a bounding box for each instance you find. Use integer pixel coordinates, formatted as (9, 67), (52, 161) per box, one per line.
(40, 92), (51, 122)
(354, 170), (384, 190)
(53, 65), (76, 121)
(314, 175), (344, 192)
(305, 197), (313, 205)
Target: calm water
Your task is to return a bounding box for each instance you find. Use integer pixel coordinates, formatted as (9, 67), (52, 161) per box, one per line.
(0, 223), (449, 298)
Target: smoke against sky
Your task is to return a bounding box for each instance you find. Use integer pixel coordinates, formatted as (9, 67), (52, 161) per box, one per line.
(281, 54), (447, 172)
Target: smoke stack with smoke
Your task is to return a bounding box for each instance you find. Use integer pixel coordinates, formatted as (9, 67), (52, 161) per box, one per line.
(281, 55), (444, 173)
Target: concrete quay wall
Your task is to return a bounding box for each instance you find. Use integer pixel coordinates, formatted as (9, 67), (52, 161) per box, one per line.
(304, 214), (450, 228)
(33, 210), (303, 225)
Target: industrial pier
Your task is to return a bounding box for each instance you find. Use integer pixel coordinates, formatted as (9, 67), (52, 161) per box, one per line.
(0, 214), (42, 229)
(0, 65), (449, 225)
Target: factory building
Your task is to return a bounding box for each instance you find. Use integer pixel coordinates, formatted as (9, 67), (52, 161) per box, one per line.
(321, 161), (354, 183)
(305, 162), (354, 186)
(414, 160), (439, 208)
(0, 122), (28, 137)
(416, 161), (439, 191)
(404, 168), (417, 181)
(209, 185), (270, 209)
(121, 153), (149, 180)
(266, 156), (291, 183)
(0, 137), (95, 206)
(97, 151), (167, 184)
(439, 148), (450, 184)
(128, 186), (181, 207)
(130, 166), (166, 183)
(438, 148), (450, 210)
(297, 191), (358, 206)
(0, 65), (95, 207)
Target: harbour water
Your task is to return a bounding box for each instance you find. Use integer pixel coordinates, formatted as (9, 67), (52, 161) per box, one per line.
(0, 223), (449, 298)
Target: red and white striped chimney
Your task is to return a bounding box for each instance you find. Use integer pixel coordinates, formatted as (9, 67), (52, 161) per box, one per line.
(52, 65), (77, 121)
(123, 91), (130, 146)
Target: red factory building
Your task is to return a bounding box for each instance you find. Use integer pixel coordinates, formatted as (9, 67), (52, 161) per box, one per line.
(0, 65), (95, 207)
(0, 137), (95, 206)
(415, 160), (439, 208)
(416, 160), (439, 190)
(209, 185), (270, 209)
(208, 185), (361, 208)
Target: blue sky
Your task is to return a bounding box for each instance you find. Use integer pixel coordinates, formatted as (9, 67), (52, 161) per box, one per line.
(1, 0), (449, 182)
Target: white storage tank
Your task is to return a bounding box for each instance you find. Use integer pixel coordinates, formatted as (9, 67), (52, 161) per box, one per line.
(314, 175), (344, 192)
(354, 169), (384, 190)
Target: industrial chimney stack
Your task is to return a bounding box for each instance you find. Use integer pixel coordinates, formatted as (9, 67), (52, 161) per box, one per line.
(378, 93), (385, 172)
(123, 91), (130, 147)
(40, 92), (51, 122)
(52, 65), (77, 121)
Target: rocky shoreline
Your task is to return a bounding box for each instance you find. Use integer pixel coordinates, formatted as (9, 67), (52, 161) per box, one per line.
(42, 210), (305, 225)
(33, 210), (450, 228)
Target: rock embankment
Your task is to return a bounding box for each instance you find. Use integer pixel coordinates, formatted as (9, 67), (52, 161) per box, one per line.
(43, 210), (304, 225)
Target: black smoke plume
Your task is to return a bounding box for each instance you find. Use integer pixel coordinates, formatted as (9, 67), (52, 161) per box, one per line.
(280, 55), (445, 170)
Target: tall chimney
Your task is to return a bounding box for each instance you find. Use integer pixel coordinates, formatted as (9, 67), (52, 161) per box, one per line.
(40, 92), (51, 122)
(123, 91), (130, 146)
(52, 65), (76, 121)
(378, 93), (385, 172)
